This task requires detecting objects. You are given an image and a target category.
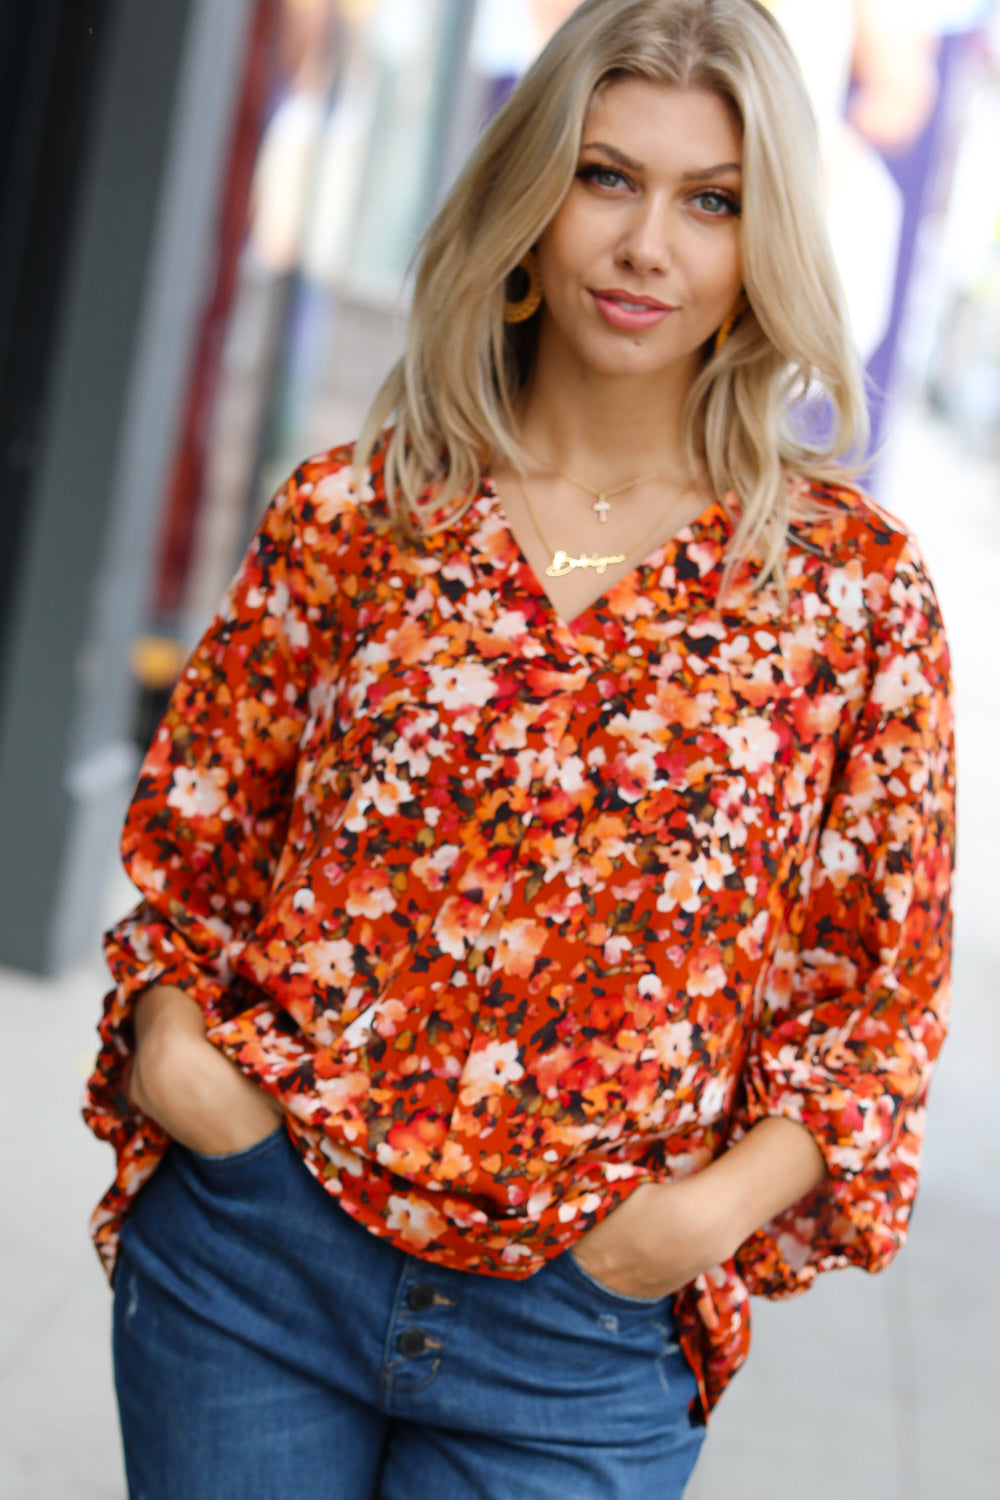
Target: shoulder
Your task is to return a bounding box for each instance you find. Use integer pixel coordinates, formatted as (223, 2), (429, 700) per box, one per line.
(788, 476), (916, 568)
(784, 475), (946, 652)
(259, 438), (404, 588)
(789, 475), (939, 598)
(282, 439), (390, 538)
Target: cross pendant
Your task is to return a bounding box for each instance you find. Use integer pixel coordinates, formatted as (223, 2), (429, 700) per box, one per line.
(593, 495), (611, 523)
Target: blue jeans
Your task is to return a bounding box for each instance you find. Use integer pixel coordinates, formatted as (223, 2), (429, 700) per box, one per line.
(113, 1128), (705, 1499)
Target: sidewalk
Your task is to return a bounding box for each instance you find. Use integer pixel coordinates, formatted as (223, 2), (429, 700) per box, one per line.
(1, 401), (997, 1498)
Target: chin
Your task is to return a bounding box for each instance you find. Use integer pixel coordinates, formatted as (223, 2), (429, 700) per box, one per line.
(585, 348), (693, 383)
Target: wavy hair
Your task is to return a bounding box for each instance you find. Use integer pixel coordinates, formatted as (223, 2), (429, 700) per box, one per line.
(356, 0), (868, 586)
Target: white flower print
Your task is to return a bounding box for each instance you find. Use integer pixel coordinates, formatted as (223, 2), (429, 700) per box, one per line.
(871, 654), (932, 714)
(426, 660), (497, 710)
(459, 1040), (525, 1107)
(166, 765), (228, 820)
(718, 717), (781, 775)
(819, 830), (861, 885)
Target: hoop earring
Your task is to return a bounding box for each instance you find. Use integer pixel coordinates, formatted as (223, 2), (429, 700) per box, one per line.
(713, 307), (739, 355)
(503, 251), (543, 324)
(714, 294), (747, 356)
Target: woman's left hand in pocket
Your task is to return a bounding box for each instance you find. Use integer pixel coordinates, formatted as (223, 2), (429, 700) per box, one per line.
(571, 1173), (738, 1299)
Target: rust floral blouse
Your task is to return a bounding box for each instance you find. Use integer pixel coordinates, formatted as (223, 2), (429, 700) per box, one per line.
(84, 441), (954, 1416)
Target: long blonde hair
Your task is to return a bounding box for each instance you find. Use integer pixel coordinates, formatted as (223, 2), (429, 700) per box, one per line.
(356, 0), (868, 586)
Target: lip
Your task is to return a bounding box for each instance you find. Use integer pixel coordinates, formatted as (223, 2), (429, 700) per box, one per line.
(591, 288), (675, 330)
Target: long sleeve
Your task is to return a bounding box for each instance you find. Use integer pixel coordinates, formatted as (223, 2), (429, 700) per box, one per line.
(731, 535), (954, 1295)
(83, 470), (317, 1179)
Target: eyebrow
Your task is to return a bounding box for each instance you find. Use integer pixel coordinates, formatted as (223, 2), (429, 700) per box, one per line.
(579, 142), (742, 181)
(681, 161), (742, 182)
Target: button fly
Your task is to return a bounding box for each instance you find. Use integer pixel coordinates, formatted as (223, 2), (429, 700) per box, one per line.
(384, 1267), (457, 1400)
(396, 1328), (427, 1357)
(406, 1281), (436, 1312)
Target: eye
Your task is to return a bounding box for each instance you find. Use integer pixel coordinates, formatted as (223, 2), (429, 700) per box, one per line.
(691, 189), (741, 218)
(576, 162), (632, 191)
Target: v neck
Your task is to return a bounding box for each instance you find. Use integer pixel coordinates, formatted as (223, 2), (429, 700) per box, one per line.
(472, 479), (728, 643)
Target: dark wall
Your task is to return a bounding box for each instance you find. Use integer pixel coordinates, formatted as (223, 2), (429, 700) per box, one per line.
(0, 0), (252, 974)
(0, 0), (112, 708)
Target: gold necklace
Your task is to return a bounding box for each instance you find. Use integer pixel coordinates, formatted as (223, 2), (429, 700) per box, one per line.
(524, 451), (683, 523)
(516, 475), (693, 579)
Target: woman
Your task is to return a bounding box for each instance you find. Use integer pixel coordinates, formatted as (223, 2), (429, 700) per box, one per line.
(85, 1), (954, 1496)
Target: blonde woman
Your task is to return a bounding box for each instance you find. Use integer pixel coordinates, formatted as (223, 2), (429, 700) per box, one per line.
(86, 2), (954, 1497)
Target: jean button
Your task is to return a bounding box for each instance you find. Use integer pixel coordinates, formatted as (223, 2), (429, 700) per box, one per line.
(397, 1328), (427, 1357)
(406, 1281), (436, 1312)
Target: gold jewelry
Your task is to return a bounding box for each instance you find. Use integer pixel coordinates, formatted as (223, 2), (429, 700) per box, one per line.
(503, 251), (543, 324)
(516, 475), (692, 579)
(525, 453), (684, 523)
(714, 295), (747, 355)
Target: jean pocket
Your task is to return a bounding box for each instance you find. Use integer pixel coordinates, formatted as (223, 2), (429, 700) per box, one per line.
(560, 1251), (673, 1310)
(178, 1123), (288, 1172)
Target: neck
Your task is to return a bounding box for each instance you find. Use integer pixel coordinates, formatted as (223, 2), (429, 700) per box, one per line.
(515, 331), (700, 480)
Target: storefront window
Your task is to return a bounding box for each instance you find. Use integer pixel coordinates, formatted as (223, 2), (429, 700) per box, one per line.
(146, 0), (478, 663)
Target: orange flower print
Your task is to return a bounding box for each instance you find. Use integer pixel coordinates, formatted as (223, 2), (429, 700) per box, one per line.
(608, 750), (657, 804)
(432, 895), (488, 961)
(494, 919), (548, 978)
(792, 692), (848, 741)
(345, 867), (396, 919)
(657, 865), (700, 915)
(84, 447), (954, 1422)
(385, 1194), (448, 1251)
(411, 843), (461, 890)
(436, 1138), (475, 1182)
(685, 945), (728, 998)
(377, 1112), (448, 1176)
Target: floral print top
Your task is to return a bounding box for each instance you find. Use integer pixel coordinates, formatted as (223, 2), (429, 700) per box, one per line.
(84, 441), (954, 1417)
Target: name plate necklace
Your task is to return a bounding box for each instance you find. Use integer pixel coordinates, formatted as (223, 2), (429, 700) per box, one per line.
(515, 474), (694, 579)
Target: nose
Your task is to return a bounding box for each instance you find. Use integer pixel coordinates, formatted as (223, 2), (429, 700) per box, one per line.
(616, 195), (673, 275)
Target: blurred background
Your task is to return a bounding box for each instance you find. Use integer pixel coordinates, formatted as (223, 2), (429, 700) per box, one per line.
(0, 1), (997, 1495)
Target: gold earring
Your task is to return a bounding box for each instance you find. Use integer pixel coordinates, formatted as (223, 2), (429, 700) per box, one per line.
(503, 251), (543, 324)
(714, 296), (747, 355)
(714, 309), (738, 355)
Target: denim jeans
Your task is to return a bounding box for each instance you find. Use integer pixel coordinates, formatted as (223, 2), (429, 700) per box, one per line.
(113, 1127), (705, 1499)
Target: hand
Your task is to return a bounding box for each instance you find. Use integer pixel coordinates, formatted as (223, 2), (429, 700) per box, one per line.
(129, 985), (283, 1155)
(572, 1119), (827, 1299)
(571, 1176), (736, 1300)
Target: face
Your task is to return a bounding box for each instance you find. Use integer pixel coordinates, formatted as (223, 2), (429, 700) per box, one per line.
(533, 79), (744, 392)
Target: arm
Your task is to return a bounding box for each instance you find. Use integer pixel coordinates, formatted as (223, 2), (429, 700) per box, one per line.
(84, 469), (319, 1166)
(732, 533), (953, 1294)
(576, 531), (954, 1298)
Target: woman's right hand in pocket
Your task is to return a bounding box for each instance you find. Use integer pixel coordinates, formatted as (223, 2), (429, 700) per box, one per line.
(129, 985), (283, 1155)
